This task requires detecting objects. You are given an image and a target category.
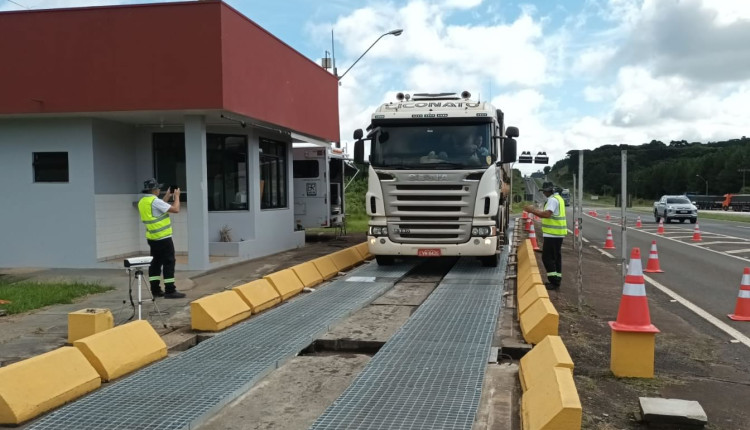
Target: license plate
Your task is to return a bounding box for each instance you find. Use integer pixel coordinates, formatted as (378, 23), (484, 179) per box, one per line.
(417, 248), (441, 257)
(678, 210), (688, 214)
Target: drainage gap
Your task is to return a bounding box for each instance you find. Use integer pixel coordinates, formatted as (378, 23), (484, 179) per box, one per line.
(300, 339), (384, 356)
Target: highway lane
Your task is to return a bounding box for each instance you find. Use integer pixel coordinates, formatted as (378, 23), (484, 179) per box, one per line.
(568, 208), (750, 340)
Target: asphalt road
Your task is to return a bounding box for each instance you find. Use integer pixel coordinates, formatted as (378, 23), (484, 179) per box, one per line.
(569, 206), (750, 339)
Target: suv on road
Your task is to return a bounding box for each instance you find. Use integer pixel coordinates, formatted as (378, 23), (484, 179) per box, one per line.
(654, 195), (698, 223)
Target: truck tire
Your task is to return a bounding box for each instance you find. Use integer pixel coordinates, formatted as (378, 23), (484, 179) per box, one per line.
(664, 210), (670, 223)
(479, 254), (499, 267)
(690, 218), (697, 224)
(654, 210), (660, 223)
(375, 255), (394, 266)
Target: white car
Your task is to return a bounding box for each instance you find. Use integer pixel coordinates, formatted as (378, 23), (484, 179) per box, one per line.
(654, 195), (698, 223)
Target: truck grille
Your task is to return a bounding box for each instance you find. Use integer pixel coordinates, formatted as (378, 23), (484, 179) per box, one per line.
(381, 173), (479, 244)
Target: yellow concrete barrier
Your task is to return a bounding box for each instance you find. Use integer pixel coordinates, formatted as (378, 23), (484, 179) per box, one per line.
(312, 256), (338, 281)
(264, 269), (304, 301)
(73, 320), (167, 381)
(519, 298), (559, 345)
(291, 261), (323, 288)
(522, 367), (582, 430)
(68, 308), (114, 343)
(518, 270), (544, 298)
(518, 284), (550, 316)
(0, 347), (101, 425)
(354, 242), (373, 260)
(519, 335), (574, 392)
(329, 248), (361, 271)
(233, 279), (282, 313)
(190, 291), (253, 332)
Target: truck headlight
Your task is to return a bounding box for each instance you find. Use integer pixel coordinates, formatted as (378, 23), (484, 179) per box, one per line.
(471, 226), (492, 237)
(370, 226), (386, 236)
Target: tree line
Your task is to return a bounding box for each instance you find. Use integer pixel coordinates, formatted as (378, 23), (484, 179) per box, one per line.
(549, 137), (750, 199)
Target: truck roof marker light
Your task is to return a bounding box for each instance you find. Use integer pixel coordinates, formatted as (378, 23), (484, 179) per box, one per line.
(461, 90), (471, 99)
(396, 92), (405, 101)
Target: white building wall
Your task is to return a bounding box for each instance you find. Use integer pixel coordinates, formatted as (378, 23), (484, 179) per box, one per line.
(0, 118), (97, 268)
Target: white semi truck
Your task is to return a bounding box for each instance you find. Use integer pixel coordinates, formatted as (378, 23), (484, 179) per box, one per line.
(353, 91), (518, 266)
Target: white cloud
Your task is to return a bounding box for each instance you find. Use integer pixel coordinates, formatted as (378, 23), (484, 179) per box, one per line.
(572, 46), (616, 76)
(583, 85), (616, 103)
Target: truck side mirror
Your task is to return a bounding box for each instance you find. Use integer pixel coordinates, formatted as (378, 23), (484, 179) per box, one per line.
(506, 126), (519, 138)
(499, 138), (517, 164)
(354, 140), (365, 164)
(353, 129), (364, 140)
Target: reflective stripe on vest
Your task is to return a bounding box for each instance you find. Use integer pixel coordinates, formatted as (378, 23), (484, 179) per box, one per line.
(542, 194), (567, 236)
(138, 195), (172, 240)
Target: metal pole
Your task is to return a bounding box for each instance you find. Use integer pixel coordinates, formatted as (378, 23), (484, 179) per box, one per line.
(621, 150), (628, 279)
(571, 173), (578, 250)
(577, 153), (584, 309)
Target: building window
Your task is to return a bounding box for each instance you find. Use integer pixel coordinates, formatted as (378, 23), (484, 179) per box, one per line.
(153, 133), (187, 201)
(33, 152), (69, 182)
(293, 160), (319, 178)
(207, 135), (248, 211)
(260, 138), (288, 209)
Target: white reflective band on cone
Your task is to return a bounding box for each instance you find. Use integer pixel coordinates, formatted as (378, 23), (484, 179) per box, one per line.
(739, 290), (750, 299)
(627, 259), (643, 275)
(623, 282), (647, 296)
(742, 274), (750, 285)
(649, 254), (659, 259)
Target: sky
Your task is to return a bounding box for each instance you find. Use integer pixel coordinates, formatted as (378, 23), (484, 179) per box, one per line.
(3, 0), (750, 174)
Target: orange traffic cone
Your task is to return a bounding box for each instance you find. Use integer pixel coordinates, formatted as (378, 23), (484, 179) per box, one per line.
(636, 216), (642, 228)
(522, 211), (528, 220)
(574, 219), (579, 237)
(535, 214), (541, 221)
(603, 227), (616, 249)
(644, 240), (663, 273)
(657, 219), (665, 235)
(525, 217), (532, 232)
(528, 223), (541, 251)
(593, 210), (598, 217)
(606, 212), (611, 221)
(692, 223), (702, 242)
(609, 248), (659, 333)
(728, 268), (750, 321)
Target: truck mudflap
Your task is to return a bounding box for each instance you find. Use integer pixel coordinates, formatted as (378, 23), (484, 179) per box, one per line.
(367, 235), (498, 257)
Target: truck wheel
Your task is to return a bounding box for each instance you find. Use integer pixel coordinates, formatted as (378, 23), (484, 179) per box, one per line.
(690, 218), (697, 224)
(664, 211), (670, 223)
(479, 254), (499, 267)
(375, 255), (394, 266)
(654, 211), (660, 223)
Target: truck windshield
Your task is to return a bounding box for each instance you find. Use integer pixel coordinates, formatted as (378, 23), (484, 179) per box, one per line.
(370, 123), (493, 169)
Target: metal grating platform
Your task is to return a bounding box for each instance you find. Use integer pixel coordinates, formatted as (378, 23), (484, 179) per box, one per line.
(28, 261), (416, 430)
(310, 250), (509, 430)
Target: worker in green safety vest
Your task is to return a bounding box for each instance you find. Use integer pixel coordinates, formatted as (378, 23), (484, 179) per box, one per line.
(138, 178), (186, 299)
(524, 182), (566, 290)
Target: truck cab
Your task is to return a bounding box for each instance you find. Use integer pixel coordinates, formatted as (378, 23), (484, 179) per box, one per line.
(353, 91), (518, 266)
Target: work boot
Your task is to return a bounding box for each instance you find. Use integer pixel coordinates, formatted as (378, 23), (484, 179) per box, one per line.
(151, 288), (165, 297)
(164, 286), (186, 299)
(544, 282), (560, 291)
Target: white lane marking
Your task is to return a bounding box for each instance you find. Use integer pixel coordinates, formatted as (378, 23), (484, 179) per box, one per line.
(644, 275), (750, 350)
(695, 241), (750, 246)
(591, 245), (615, 259)
(726, 249), (750, 254)
(582, 213), (750, 263)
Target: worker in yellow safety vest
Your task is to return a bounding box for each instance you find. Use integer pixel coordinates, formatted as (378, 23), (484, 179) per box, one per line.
(524, 182), (566, 290)
(138, 178), (186, 299)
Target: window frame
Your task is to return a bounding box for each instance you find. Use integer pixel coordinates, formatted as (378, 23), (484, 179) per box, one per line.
(259, 137), (288, 210)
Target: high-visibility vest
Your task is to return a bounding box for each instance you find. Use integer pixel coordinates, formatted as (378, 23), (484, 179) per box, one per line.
(541, 194), (567, 237)
(138, 195), (172, 240)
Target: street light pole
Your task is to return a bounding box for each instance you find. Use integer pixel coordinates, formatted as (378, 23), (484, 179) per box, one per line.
(337, 29), (403, 81)
(696, 174), (708, 195)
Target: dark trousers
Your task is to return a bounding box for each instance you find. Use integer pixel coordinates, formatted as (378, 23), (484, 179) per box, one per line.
(541, 236), (563, 286)
(148, 237), (176, 292)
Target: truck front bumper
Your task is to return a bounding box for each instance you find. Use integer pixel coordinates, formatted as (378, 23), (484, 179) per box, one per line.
(366, 236), (498, 257)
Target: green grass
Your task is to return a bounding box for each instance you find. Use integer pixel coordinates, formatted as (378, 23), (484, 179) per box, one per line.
(0, 279), (113, 315)
(696, 212), (750, 223)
